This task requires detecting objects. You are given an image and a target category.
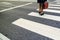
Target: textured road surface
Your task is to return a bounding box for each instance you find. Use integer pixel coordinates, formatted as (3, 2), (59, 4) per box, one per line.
(0, 1), (60, 40)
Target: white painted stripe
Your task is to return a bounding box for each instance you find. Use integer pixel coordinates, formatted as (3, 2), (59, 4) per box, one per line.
(28, 12), (60, 21)
(0, 33), (10, 40)
(0, 2), (32, 12)
(12, 18), (60, 40)
(49, 7), (60, 9)
(50, 4), (60, 6)
(37, 9), (60, 13)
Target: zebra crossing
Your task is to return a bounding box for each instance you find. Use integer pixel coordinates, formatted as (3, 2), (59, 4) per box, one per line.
(12, 3), (60, 40)
(0, 33), (10, 40)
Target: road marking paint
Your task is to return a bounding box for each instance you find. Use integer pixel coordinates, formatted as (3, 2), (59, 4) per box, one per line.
(0, 2), (32, 12)
(50, 4), (60, 6)
(49, 7), (60, 9)
(28, 12), (60, 21)
(12, 18), (60, 40)
(37, 9), (60, 13)
(0, 33), (10, 40)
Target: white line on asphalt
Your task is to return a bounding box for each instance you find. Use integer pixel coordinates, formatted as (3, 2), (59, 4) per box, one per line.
(0, 2), (32, 12)
(28, 12), (60, 21)
(37, 9), (60, 14)
(50, 4), (60, 6)
(49, 7), (60, 9)
(0, 33), (10, 40)
(12, 18), (60, 40)
(46, 4), (60, 9)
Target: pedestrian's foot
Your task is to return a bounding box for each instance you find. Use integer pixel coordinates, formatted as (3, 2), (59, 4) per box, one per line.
(39, 12), (44, 16)
(39, 12), (41, 13)
(40, 12), (44, 16)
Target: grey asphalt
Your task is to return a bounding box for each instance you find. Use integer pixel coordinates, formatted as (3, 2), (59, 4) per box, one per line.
(0, 1), (60, 40)
(0, 1), (29, 10)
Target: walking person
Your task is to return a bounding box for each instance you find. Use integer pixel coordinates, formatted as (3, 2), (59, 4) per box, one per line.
(37, 0), (47, 15)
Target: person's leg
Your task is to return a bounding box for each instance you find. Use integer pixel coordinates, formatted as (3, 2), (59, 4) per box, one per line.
(39, 3), (43, 12)
(39, 3), (44, 15)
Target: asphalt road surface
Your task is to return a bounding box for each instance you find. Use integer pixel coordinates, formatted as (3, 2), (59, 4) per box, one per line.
(0, 1), (60, 40)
